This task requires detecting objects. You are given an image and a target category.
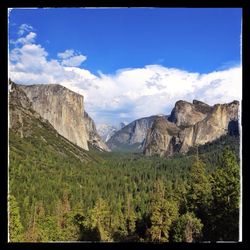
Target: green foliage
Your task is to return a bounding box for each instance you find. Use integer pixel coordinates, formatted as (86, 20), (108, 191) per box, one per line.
(8, 195), (24, 242)
(186, 156), (212, 216)
(124, 193), (136, 235)
(82, 198), (112, 241)
(147, 180), (179, 242)
(171, 212), (203, 242)
(208, 148), (240, 241)
(9, 121), (240, 242)
(147, 199), (179, 242)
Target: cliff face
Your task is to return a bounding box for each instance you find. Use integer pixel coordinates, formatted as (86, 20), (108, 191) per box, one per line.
(168, 100), (211, 127)
(9, 81), (97, 163)
(144, 100), (239, 156)
(179, 101), (239, 153)
(9, 82), (40, 138)
(19, 84), (89, 150)
(143, 117), (180, 157)
(107, 115), (167, 151)
(97, 124), (118, 142)
(84, 111), (110, 151)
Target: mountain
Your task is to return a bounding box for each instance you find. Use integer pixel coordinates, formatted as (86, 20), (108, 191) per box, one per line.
(106, 115), (168, 152)
(118, 122), (127, 130)
(17, 81), (108, 152)
(84, 111), (110, 151)
(9, 81), (97, 163)
(143, 100), (239, 156)
(97, 122), (127, 142)
(97, 123), (117, 142)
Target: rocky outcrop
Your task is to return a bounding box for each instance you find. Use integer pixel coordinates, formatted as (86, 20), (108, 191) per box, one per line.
(84, 111), (110, 151)
(144, 100), (239, 156)
(19, 84), (89, 150)
(143, 117), (180, 157)
(168, 100), (211, 127)
(9, 81), (41, 138)
(9, 81), (97, 163)
(179, 101), (239, 153)
(107, 115), (168, 151)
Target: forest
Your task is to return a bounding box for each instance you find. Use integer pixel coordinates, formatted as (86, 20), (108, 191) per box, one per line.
(9, 130), (240, 243)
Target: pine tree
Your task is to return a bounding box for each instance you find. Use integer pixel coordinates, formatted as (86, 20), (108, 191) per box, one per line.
(89, 198), (112, 241)
(147, 180), (178, 242)
(186, 152), (212, 217)
(111, 198), (127, 241)
(171, 212), (203, 242)
(8, 195), (24, 242)
(209, 148), (240, 241)
(124, 193), (136, 235)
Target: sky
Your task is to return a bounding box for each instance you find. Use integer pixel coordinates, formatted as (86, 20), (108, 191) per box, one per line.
(8, 8), (242, 126)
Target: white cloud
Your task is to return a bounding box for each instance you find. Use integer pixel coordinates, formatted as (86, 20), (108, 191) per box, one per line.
(57, 49), (74, 59)
(57, 49), (87, 66)
(18, 24), (33, 36)
(61, 55), (87, 67)
(13, 32), (37, 45)
(9, 30), (242, 126)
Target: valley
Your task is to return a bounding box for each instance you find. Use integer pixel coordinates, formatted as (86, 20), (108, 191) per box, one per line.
(8, 81), (241, 242)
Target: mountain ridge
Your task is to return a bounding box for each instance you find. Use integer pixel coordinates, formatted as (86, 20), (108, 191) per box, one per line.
(144, 99), (239, 156)
(107, 115), (169, 152)
(12, 81), (109, 152)
(106, 99), (239, 156)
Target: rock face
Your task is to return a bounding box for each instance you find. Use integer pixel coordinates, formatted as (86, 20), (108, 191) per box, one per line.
(18, 83), (109, 152)
(107, 115), (168, 151)
(97, 124), (118, 142)
(9, 81), (97, 163)
(84, 111), (110, 151)
(144, 100), (239, 156)
(97, 122), (128, 142)
(19, 84), (89, 150)
(143, 117), (180, 157)
(9, 81), (41, 138)
(168, 100), (212, 127)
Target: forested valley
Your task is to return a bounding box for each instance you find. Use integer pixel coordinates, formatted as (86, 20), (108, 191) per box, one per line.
(9, 130), (240, 243)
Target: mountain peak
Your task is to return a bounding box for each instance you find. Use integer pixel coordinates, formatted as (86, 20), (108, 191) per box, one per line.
(144, 100), (239, 157)
(14, 82), (108, 152)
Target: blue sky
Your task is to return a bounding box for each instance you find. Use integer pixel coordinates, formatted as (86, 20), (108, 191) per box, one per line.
(9, 8), (242, 126)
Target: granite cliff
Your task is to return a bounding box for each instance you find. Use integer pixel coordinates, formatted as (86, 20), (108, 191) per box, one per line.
(84, 111), (110, 151)
(107, 115), (168, 152)
(9, 81), (97, 163)
(143, 100), (239, 156)
(16, 82), (108, 151)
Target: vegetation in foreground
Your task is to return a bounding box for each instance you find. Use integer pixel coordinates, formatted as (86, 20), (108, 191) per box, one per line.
(9, 130), (240, 242)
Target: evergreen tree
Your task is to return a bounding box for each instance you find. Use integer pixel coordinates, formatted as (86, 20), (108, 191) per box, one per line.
(89, 198), (112, 241)
(171, 212), (203, 242)
(209, 148), (240, 241)
(147, 180), (179, 242)
(186, 152), (212, 218)
(111, 198), (127, 241)
(8, 195), (24, 242)
(124, 193), (136, 235)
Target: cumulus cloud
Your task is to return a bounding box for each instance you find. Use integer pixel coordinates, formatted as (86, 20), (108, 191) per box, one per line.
(57, 49), (75, 59)
(9, 29), (242, 125)
(61, 55), (87, 67)
(18, 24), (34, 36)
(57, 49), (87, 66)
(11, 32), (37, 45)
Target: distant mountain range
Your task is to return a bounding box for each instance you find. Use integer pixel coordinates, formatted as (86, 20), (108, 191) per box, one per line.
(9, 80), (239, 157)
(106, 100), (239, 156)
(97, 122), (127, 142)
